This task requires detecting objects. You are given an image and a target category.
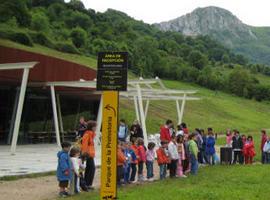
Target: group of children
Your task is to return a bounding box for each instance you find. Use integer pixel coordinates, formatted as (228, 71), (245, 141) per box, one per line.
(57, 142), (88, 197)
(57, 119), (97, 198)
(57, 116), (270, 197)
(116, 121), (214, 185)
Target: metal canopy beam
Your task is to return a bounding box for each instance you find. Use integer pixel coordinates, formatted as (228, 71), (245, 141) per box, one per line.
(0, 62), (38, 70)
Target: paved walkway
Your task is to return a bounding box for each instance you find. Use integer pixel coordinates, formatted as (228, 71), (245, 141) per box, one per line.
(0, 144), (101, 177)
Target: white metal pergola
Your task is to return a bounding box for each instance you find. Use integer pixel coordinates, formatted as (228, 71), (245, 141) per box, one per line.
(44, 78), (200, 146)
(1, 62), (200, 154)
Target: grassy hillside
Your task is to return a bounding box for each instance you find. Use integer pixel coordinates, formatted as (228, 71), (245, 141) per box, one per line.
(67, 165), (270, 200)
(120, 80), (270, 134)
(1, 38), (270, 134)
(0, 39), (97, 69)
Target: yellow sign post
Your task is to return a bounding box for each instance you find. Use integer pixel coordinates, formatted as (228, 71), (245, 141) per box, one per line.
(100, 91), (119, 199)
(97, 52), (128, 200)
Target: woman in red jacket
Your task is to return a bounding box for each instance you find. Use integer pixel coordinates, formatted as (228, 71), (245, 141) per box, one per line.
(81, 121), (96, 189)
(243, 135), (256, 164)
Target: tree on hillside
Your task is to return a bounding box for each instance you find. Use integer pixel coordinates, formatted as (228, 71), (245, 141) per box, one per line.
(228, 68), (254, 97)
(70, 27), (87, 48)
(0, 0), (31, 26)
(31, 12), (50, 32)
(69, 0), (85, 11)
(188, 50), (208, 69)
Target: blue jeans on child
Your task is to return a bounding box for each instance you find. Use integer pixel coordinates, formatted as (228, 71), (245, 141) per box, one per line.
(159, 164), (167, 180)
(207, 154), (215, 165)
(146, 161), (154, 179)
(190, 154), (198, 175)
(124, 163), (131, 183)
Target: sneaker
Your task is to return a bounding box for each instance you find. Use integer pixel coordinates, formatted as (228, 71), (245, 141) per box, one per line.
(59, 192), (67, 198)
(180, 175), (187, 178)
(86, 186), (95, 190)
(63, 191), (70, 196)
(130, 180), (137, 184)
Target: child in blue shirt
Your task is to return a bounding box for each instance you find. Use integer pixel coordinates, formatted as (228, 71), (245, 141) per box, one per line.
(57, 142), (72, 198)
(124, 141), (137, 184)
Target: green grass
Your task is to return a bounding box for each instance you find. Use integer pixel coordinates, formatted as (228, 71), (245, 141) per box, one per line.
(65, 165), (270, 200)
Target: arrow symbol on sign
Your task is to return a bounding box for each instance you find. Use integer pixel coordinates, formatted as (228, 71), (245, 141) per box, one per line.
(105, 104), (116, 117)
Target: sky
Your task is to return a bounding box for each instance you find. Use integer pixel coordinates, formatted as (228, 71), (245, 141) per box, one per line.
(80, 0), (270, 26)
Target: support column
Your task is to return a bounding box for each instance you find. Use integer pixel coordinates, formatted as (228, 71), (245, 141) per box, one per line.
(50, 86), (61, 147)
(144, 100), (150, 120)
(10, 68), (30, 154)
(56, 94), (64, 141)
(176, 100), (181, 125)
(133, 96), (140, 122)
(136, 84), (148, 144)
(179, 93), (187, 124)
(8, 88), (20, 145)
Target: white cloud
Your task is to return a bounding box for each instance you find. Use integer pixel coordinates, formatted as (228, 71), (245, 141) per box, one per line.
(81, 0), (270, 26)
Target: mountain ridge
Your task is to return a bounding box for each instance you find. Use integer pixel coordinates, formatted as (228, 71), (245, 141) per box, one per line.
(155, 6), (270, 64)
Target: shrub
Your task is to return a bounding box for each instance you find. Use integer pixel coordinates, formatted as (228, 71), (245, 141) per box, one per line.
(10, 31), (33, 46)
(30, 32), (54, 48)
(55, 42), (79, 54)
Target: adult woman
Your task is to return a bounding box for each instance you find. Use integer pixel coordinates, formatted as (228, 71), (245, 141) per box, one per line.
(206, 128), (216, 165)
(130, 120), (143, 142)
(81, 121), (96, 189)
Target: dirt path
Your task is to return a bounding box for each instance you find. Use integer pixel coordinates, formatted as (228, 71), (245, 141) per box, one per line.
(0, 169), (101, 200)
(0, 162), (162, 200)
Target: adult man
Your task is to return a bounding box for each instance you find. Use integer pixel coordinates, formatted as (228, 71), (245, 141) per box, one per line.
(160, 119), (173, 142)
(232, 131), (243, 164)
(261, 130), (267, 164)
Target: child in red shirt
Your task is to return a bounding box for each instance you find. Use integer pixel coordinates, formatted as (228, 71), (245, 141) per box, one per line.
(137, 138), (146, 182)
(130, 138), (138, 182)
(117, 142), (126, 185)
(156, 140), (170, 180)
(243, 135), (256, 164)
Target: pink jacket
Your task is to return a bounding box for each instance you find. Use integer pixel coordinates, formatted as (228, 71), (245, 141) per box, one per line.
(146, 149), (155, 162)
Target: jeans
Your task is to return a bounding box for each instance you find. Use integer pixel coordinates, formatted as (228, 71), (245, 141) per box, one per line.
(265, 153), (270, 164)
(85, 157), (95, 186)
(138, 161), (144, 175)
(198, 150), (203, 164)
(124, 164), (131, 183)
(262, 151), (267, 164)
(146, 161), (154, 179)
(190, 154), (198, 175)
(233, 150), (244, 164)
(207, 154), (215, 165)
(130, 163), (137, 181)
(159, 164), (167, 180)
(201, 150), (209, 163)
(169, 159), (178, 178)
(117, 165), (124, 184)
